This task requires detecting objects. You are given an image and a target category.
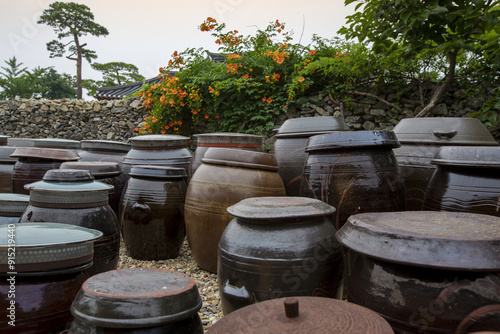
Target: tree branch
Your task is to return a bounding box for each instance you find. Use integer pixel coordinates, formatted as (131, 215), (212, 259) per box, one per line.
(351, 90), (402, 112)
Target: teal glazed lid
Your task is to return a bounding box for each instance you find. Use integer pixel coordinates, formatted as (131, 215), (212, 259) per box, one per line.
(130, 134), (190, 149)
(25, 169), (114, 208)
(33, 138), (81, 149)
(306, 130), (400, 152)
(0, 222), (102, 272)
(0, 193), (29, 217)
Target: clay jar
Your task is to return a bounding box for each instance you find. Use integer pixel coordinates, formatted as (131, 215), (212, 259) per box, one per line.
(0, 146), (17, 192)
(77, 139), (130, 166)
(273, 116), (350, 196)
(0, 223), (102, 333)
(60, 161), (126, 215)
(19, 169), (120, 276)
(300, 130), (406, 230)
(122, 134), (192, 178)
(336, 211), (500, 334)
(393, 117), (498, 210)
(191, 132), (263, 176)
(185, 147), (286, 273)
(69, 268), (203, 333)
(423, 146), (500, 216)
(0, 193), (29, 226)
(0, 135), (8, 146)
(120, 166), (187, 260)
(218, 196), (344, 315)
(10, 147), (80, 195)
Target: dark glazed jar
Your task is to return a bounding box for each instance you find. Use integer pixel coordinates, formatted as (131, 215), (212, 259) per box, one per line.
(300, 130), (406, 230)
(0, 146), (17, 192)
(60, 161), (126, 215)
(11, 147), (81, 195)
(191, 132), (263, 176)
(0, 135), (9, 146)
(77, 139), (130, 166)
(185, 147), (286, 273)
(69, 268), (203, 334)
(393, 117), (498, 210)
(0, 223), (102, 333)
(273, 116), (350, 196)
(0, 193), (29, 226)
(218, 196), (344, 315)
(33, 138), (81, 150)
(19, 169), (120, 276)
(120, 166), (187, 260)
(122, 134), (192, 178)
(207, 296), (394, 333)
(423, 146), (500, 216)
(336, 211), (500, 334)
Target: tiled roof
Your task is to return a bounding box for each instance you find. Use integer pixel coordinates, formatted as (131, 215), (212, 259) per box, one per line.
(95, 76), (163, 100)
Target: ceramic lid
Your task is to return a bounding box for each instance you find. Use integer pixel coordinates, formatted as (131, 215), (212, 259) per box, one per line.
(0, 222), (102, 272)
(393, 117), (498, 145)
(202, 147), (279, 171)
(130, 165), (187, 179)
(306, 130), (400, 152)
(227, 196), (336, 220)
(10, 147), (81, 161)
(275, 116), (350, 138)
(7, 138), (35, 147)
(0, 193), (30, 217)
(71, 268), (202, 327)
(431, 146), (500, 168)
(25, 169), (113, 208)
(336, 211), (500, 270)
(206, 297), (394, 333)
(0, 146), (17, 163)
(195, 132), (263, 148)
(129, 134), (189, 149)
(80, 140), (130, 153)
(33, 138), (81, 149)
(60, 161), (122, 177)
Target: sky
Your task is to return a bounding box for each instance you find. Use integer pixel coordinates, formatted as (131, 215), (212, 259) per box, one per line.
(0, 0), (357, 100)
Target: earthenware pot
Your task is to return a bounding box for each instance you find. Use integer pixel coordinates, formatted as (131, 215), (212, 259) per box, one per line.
(0, 146), (17, 192)
(77, 139), (130, 166)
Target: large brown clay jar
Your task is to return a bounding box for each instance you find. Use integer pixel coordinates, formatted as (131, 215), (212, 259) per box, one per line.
(184, 147), (285, 273)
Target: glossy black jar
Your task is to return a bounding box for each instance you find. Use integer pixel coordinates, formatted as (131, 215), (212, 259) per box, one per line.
(423, 146), (500, 216)
(69, 268), (203, 333)
(300, 130), (406, 230)
(218, 196), (344, 315)
(337, 211), (500, 334)
(19, 169), (120, 276)
(393, 117), (498, 210)
(273, 116), (350, 196)
(120, 166), (187, 260)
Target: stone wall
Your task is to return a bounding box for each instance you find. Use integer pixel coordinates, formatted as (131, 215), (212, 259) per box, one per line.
(0, 86), (498, 144)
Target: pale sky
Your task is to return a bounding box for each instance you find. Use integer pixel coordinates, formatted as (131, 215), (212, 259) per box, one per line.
(0, 0), (356, 99)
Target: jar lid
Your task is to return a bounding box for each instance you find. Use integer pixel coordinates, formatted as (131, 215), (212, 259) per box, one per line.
(202, 147), (279, 171)
(195, 132), (263, 148)
(431, 146), (500, 168)
(336, 211), (500, 270)
(33, 138), (81, 149)
(0, 222), (102, 272)
(129, 134), (189, 149)
(81, 140), (130, 153)
(0, 193), (29, 217)
(0, 146), (17, 163)
(206, 297), (393, 333)
(130, 165), (187, 179)
(275, 116), (350, 138)
(306, 130), (400, 152)
(43, 169), (95, 182)
(393, 117), (498, 145)
(71, 268), (202, 327)
(10, 147), (81, 161)
(60, 161), (122, 177)
(227, 196), (336, 220)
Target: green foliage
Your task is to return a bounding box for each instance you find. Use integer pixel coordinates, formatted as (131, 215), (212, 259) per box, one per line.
(38, 1), (109, 99)
(83, 62), (145, 98)
(0, 57), (31, 99)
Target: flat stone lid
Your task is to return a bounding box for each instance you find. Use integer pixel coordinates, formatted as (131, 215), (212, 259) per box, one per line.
(10, 147), (81, 161)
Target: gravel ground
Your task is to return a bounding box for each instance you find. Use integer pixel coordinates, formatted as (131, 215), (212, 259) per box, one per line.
(117, 238), (223, 332)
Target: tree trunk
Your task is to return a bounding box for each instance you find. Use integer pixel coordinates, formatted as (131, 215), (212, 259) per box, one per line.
(74, 33), (82, 100)
(415, 51), (457, 118)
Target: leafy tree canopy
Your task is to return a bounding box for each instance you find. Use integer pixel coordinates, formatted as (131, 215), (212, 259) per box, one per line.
(38, 1), (109, 99)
